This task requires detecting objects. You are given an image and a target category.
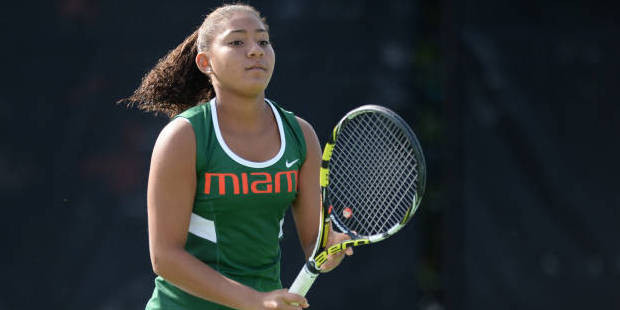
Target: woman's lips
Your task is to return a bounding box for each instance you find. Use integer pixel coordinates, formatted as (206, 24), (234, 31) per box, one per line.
(246, 65), (267, 71)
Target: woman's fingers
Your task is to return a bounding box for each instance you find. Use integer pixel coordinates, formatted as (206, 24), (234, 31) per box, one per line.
(319, 230), (355, 273)
(345, 246), (354, 256)
(282, 291), (309, 308)
(263, 289), (308, 309)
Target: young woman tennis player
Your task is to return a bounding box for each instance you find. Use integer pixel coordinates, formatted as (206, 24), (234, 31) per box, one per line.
(121, 4), (352, 310)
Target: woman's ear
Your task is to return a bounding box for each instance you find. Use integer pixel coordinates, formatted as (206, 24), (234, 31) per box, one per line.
(195, 52), (211, 74)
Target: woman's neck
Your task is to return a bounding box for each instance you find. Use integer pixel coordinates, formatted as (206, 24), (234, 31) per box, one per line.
(214, 91), (270, 133)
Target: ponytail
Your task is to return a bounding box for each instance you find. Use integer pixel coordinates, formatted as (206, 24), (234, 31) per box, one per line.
(120, 4), (267, 118)
(119, 28), (214, 118)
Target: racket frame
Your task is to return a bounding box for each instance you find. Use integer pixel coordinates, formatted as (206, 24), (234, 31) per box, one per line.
(289, 105), (426, 297)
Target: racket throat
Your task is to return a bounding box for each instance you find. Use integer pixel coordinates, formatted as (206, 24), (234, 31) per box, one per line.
(306, 260), (321, 274)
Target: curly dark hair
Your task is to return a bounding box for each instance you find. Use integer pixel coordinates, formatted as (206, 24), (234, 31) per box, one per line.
(119, 4), (268, 118)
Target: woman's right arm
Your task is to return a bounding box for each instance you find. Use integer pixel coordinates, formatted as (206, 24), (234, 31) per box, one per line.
(147, 118), (308, 310)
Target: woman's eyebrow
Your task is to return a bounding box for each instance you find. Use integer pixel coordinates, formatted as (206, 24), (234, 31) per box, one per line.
(227, 28), (267, 34)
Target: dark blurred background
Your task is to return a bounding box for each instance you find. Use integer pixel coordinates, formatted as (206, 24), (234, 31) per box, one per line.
(2, 0), (619, 309)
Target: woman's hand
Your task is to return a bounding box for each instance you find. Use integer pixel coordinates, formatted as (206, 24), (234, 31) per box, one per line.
(319, 227), (354, 273)
(250, 289), (309, 310)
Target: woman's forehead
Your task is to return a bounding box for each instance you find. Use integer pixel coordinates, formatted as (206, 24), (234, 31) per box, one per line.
(219, 12), (266, 33)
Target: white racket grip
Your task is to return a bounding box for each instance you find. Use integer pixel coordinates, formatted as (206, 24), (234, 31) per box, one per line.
(288, 263), (319, 297)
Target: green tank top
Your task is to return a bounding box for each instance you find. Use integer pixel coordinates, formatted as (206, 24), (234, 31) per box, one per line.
(145, 98), (307, 310)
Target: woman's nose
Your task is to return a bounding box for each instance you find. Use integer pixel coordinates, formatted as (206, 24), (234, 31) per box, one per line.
(248, 42), (264, 58)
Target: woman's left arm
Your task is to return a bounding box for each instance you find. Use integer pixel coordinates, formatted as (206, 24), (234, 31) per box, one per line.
(291, 117), (352, 272)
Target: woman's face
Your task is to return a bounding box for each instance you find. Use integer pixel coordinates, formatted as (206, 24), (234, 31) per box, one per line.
(201, 11), (275, 98)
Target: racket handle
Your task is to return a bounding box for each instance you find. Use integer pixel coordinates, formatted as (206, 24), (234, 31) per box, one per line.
(288, 262), (320, 297)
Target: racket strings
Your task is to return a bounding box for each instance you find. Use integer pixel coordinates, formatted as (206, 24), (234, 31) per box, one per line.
(365, 126), (418, 232)
(352, 120), (413, 231)
(330, 129), (414, 234)
(327, 112), (419, 237)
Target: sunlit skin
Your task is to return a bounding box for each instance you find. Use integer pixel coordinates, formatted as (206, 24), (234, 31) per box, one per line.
(195, 12), (278, 163)
(196, 12), (275, 102)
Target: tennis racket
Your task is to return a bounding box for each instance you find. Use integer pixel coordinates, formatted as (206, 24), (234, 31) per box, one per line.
(288, 105), (426, 297)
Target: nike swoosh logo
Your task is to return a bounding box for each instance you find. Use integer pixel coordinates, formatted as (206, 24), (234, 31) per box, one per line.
(286, 159), (299, 168)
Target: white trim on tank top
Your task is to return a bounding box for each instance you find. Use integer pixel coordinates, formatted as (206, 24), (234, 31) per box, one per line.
(189, 212), (285, 243)
(188, 213), (217, 243)
(210, 98), (285, 168)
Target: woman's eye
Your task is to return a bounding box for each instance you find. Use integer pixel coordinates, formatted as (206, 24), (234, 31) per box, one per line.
(259, 40), (270, 46)
(229, 40), (244, 46)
